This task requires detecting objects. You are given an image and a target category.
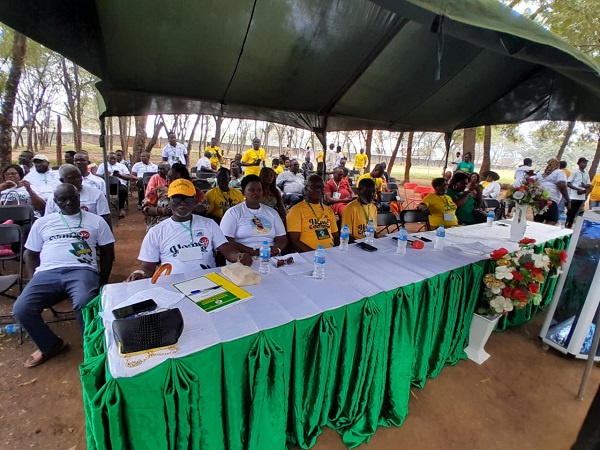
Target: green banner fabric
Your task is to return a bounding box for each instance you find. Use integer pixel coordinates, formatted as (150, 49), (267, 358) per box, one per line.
(80, 237), (564, 449)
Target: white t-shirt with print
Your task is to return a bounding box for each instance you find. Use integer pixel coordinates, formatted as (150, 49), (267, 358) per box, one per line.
(82, 173), (106, 193)
(44, 185), (110, 216)
(536, 169), (567, 203)
(25, 210), (115, 274)
(220, 203), (286, 249)
(131, 162), (158, 177)
(568, 170), (591, 201)
(23, 169), (60, 201)
(0, 186), (32, 207)
(196, 157), (212, 171)
(96, 162), (130, 186)
(162, 143), (188, 166)
(138, 215), (227, 273)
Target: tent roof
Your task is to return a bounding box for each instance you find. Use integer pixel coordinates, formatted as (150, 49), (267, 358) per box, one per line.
(1, 0), (599, 132)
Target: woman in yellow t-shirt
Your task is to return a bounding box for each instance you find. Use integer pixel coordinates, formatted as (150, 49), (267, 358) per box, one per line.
(418, 177), (458, 228)
(590, 174), (600, 209)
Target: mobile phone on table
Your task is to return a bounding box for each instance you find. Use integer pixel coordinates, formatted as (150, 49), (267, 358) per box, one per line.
(112, 299), (157, 319)
(356, 242), (377, 252)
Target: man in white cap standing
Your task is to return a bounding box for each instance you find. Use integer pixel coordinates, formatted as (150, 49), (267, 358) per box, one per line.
(23, 154), (60, 202)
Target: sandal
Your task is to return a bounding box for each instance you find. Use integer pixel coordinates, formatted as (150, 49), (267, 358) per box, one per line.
(24, 338), (69, 368)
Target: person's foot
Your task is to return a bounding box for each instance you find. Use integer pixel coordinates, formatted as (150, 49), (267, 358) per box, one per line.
(24, 338), (69, 368)
(137, 205), (143, 210)
(119, 209), (126, 219)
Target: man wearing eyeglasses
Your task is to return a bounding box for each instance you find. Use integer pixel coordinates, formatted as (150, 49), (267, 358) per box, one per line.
(126, 179), (252, 281)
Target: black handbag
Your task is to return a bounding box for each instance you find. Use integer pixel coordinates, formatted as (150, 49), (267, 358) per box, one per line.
(112, 308), (184, 354)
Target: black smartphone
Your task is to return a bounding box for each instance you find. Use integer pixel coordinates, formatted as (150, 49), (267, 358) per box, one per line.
(112, 299), (157, 319)
(415, 235), (432, 242)
(356, 242), (378, 252)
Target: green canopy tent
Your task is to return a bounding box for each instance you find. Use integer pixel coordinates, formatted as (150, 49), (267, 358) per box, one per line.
(1, 0), (600, 166)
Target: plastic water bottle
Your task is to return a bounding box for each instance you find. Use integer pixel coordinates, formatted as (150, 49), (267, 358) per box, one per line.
(397, 227), (408, 255)
(340, 224), (350, 251)
(1, 324), (20, 334)
(313, 245), (326, 279)
(365, 219), (375, 245)
(434, 224), (445, 250)
(486, 211), (495, 227)
(558, 213), (566, 229)
(259, 241), (271, 275)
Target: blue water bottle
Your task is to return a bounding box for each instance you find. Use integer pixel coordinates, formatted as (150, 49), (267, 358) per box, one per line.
(434, 224), (445, 250)
(397, 227), (408, 255)
(340, 224), (350, 251)
(313, 245), (326, 279)
(259, 241), (270, 275)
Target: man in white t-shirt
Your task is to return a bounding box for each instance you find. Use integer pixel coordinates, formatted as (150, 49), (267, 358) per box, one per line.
(162, 132), (188, 167)
(44, 164), (111, 224)
(13, 183), (115, 368)
(74, 152), (106, 193)
(96, 152), (131, 217)
(196, 151), (216, 173)
(131, 152), (158, 208)
(566, 157), (591, 228)
(23, 154), (60, 202)
(126, 179), (252, 281)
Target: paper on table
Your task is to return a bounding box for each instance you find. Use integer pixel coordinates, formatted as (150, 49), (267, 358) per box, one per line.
(173, 273), (252, 313)
(272, 252), (314, 276)
(446, 241), (496, 255)
(99, 287), (184, 321)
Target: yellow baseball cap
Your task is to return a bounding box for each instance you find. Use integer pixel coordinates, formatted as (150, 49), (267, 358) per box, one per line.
(168, 179), (196, 197)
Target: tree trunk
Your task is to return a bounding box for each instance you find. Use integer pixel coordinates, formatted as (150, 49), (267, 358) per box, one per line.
(56, 115), (62, 164)
(187, 114), (202, 156)
(0, 32), (27, 167)
(132, 116), (147, 164)
(387, 132), (404, 174)
(556, 121), (575, 161)
(364, 129), (373, 172)
(145, 116), (165, 154)
(589, 132), (600, 180)
(118, 117), (130, 153)
(463, 127), (476, 162)
(213, 115), (223, 142)
(480, 125), (492, 175)
(61, 58), (83, 151)
(403, 131), (414, 184)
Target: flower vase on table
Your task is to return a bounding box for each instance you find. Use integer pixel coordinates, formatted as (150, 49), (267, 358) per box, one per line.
(505, 176), (552, 242)
(510, 204), (528, 242)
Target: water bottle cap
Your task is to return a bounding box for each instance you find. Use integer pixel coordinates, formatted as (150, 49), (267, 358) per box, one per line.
(317, 245), (324, 249)
(262, 241), (268, 245)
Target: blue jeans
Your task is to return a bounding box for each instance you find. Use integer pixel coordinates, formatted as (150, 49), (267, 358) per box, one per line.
(13, 267), (100, 353)
(283, 193), (303, 206)
(591, 201), (600, 209)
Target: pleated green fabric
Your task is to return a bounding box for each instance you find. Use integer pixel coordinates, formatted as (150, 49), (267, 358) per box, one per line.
(80, 237), (565, 449)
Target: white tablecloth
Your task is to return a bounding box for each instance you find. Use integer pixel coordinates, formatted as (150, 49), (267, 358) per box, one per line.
(101, 221), (571, 378)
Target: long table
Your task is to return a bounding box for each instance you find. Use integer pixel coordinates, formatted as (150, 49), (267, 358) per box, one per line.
(80, 221), (570, 449)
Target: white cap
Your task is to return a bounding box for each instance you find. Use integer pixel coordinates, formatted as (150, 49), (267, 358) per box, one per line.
(33, 154), (49, 161)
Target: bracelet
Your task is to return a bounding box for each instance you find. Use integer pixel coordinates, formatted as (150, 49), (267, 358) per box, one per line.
(131, 269), (147, 278)
(274, 247), (281, 256)
(236, 253), (244, 262)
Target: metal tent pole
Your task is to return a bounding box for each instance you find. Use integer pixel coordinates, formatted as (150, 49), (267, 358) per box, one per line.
(577, 311), (600, 400)
(99, 116), (113, 228)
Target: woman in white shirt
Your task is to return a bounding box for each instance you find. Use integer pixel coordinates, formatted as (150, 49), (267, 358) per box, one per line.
(482, 172), (501, 199)
(220, 175), (288, 257)
(0, 164), (46, 213)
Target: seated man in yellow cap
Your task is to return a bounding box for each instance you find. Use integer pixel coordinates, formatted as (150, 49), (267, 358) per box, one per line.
(341, 178), (377, 242)
(126, 179), (252, 281)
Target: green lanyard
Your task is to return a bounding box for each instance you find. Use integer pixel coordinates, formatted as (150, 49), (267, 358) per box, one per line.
(178, 218), (194, 245)
(219, 188), (231, 205)
(306, 201), (325, 222)
(359, 201), (372, 223)
(59, 211), (83, 232)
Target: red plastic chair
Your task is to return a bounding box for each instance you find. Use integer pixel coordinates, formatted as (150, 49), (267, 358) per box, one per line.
(415, 186), (435, 199)
(403, 182), (421, 208)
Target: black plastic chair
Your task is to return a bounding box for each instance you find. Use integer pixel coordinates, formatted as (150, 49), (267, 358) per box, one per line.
(0, 204), (34, 225)
(387, 183), (399, 192)
(376, 212), (399, 236)
(482, 198), (505, 220)
(399, 209), (431, 232)
(193, 179), (212, 193)
(190, 167), (197, 175)
(0, 224), (25, 344)
(379, 192), (396, 203)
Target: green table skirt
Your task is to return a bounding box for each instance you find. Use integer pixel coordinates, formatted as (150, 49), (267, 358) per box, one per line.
(80, 236), (568, 449)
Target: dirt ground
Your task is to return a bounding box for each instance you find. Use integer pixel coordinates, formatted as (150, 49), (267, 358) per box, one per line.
(0, 208), (598, 450)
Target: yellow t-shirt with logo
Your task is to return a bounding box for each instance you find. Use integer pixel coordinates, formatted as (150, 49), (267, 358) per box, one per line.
(357, 173), (383, 192)
(354, 153), (368, 169)
(420, 194), (458, 227)
(242, 148), (266, 176)
(274, 165), (284, 175)
(590, 174), (600, 201)
(205, 146), (221, 169)
(287, 201), (339, 250)
(206, 187), (244, 219)
(316, 151), (324, 163)
(341, 199), (377, 240)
